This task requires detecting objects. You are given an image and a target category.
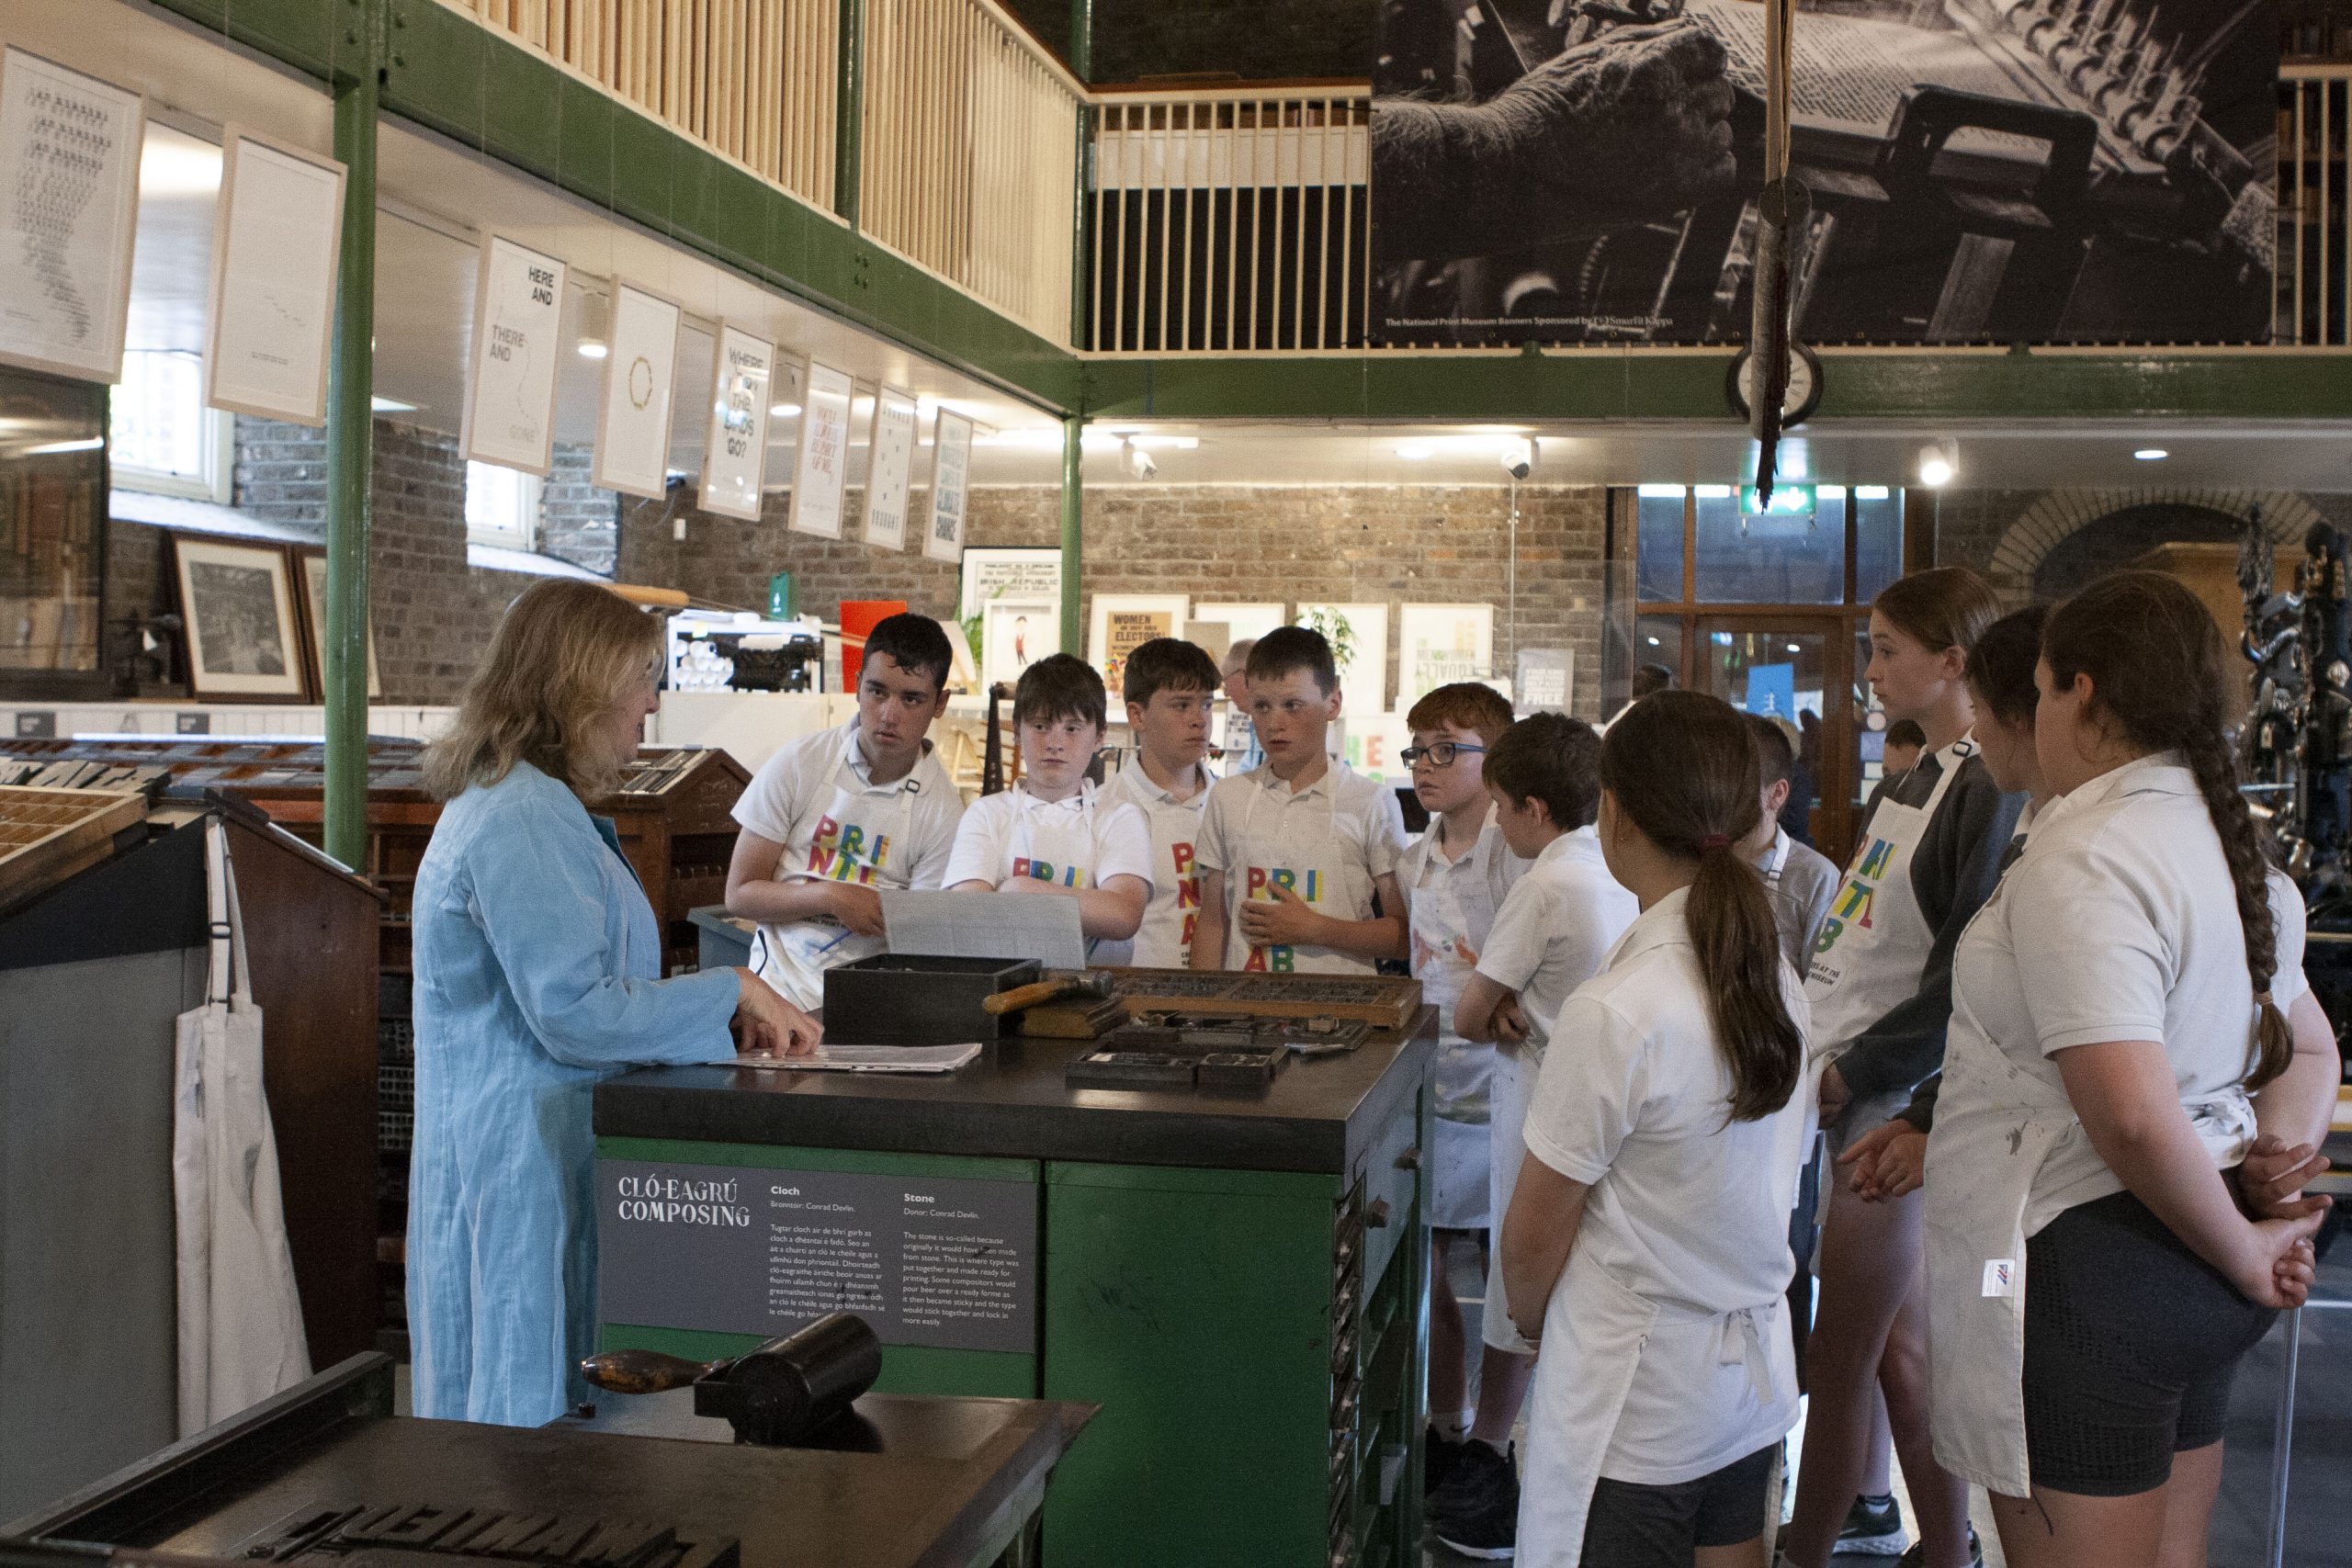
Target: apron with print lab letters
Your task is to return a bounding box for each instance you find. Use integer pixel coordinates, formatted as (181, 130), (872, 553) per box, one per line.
(751, 769), (922, 1003)
(1226, 773), (1375, 975)
(1805, 737), (1971, 1057)
(1007, 783), (1135, 964)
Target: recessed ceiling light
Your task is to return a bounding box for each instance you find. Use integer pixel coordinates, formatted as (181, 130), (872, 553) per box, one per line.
(1917, 441), (1956, 488)
(1787, 643), (1802, 653)
(2133, 447), (2168, 461)
(577, 341), (609, 359)
(1645, 636), (1661, 646)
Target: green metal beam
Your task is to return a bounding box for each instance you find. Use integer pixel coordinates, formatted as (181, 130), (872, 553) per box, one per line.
(1060, 414), (1084, 656)
(1067, 0), (1092, 352)
(834, 0), (864, 230)
(324, 0), (379, 872)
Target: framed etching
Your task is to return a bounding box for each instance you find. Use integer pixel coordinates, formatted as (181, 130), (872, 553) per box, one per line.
(170, 535), (306, 700)
(293, 548), (381, 701)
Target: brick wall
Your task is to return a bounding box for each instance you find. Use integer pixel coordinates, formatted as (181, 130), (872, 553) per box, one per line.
(618, 479), (1609, 716)
(540, 443), (621, 575)
(233, 416), (331, 525)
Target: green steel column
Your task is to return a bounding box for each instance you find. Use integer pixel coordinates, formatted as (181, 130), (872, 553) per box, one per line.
(835, 0), (865, 229)
(1069, 0), (1092, 348)
(324, 4), (380, 872)
(1060, 415), (1083, 656)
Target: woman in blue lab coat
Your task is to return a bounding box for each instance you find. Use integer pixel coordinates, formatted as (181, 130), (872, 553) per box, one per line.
(408, 579), (819, 1427)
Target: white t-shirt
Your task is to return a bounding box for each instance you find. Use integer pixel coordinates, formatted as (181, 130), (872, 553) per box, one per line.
(729, 720), (964, 1009)
(1524, 886), (1814, 1483)
(1101, 758), (1216, 968)
(944, 779), (1154, 964)
(1948, 752), (2312, 1234)
(1475, 826), (1638, 1050)
(1193, 761), (1409, 973)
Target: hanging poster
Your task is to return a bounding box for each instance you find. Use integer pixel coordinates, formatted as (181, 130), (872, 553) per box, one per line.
(1369, 2), (2278, 347)
(924, 409), (974, 564)
(204, 130), (345, 425)
(1090, 593), (1190, 703)
(960, 546), (1062, 689)
(789, 360), (854, 539)
(1293, 603), (1388, 717)
(1398, 603), (1494, 708)
(591, 282), (683, 502)
(1515, 648), (1574, 715)
(461, 234), (568, 475)
(863, 387), (919, 551)
(698, 321), (775, 522)
(0, 49), (145, 383)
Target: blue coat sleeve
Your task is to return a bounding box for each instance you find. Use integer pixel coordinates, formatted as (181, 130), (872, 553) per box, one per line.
(466, 792), (741, 1067)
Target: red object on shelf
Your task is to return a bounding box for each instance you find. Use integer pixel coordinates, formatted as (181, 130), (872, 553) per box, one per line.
(839, 600), (909, 690)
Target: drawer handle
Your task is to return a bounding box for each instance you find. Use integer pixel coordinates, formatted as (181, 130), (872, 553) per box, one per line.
(1395, 1145), (1422, 1171)
(1365, 1198), (1392, 1228)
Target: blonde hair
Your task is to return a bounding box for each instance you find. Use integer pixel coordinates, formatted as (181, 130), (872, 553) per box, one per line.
(422, 579), (662, 802)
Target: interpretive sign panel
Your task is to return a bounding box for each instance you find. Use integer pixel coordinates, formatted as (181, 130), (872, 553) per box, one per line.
(598, 1158), (1036, 1353)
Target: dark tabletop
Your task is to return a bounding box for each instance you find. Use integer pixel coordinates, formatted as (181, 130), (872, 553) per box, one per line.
(89, 1399), (1091, 1568)
(595, 1008), (1437, 1175)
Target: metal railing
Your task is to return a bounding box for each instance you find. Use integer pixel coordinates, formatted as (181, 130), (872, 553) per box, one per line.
(860, 0), (1083, 345)
(434, 0), (842, 231)
(2281, 65), (2352, 346)
(1087, 86), (1369, 353)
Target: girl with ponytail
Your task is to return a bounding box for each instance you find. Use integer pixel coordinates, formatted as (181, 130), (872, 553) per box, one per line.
(1499, 692), (1814, 1568)
(1923, 570), (2335, 1568)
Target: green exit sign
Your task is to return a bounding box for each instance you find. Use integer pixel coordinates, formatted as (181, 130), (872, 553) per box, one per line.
(1740, 484), (1816, 517)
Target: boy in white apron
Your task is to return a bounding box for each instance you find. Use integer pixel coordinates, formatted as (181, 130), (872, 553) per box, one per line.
(1189, 626), (1408, 974)
(1393, 683), (1528, 1520)
(1447, 712), (1639, 1560)
(725, 614), (967, 1009)
(1102, 637), (1223, 967)
(945, 653), (1152, 961)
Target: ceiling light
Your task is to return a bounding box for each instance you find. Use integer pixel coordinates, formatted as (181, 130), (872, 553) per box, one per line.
(2133, 447), (2169, 461)
(577, 341), (608, 359)
(1694, 485), (1734, 499)
(1917, 441), (1957, 488)
(1645, 636), (1661, 647)
(1126, 435), (1199, 451)
(22, 436), (104, 455)
(769, 402), (800, 418)
(1396, 445), (1432, 461)
(1787, 643), (1802, 653)
(369, 396), (417, 413)
(1854, 485), (1891, 501)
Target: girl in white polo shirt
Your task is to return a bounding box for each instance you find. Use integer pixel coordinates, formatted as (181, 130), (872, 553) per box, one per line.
(1501, 691), (1815, 1568)
(1924, 571), (2335, 1568)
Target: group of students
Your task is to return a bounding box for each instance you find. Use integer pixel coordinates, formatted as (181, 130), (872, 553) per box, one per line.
(718, 575), (2337, 1568)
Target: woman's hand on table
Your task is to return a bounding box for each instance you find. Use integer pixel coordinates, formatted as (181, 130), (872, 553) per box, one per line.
(731, 969), (822, 1057)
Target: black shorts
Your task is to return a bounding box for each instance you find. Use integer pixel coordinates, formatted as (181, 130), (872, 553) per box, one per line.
(2022, 1190), (2277, 1497)
(1580, 1443), (1778, 1563)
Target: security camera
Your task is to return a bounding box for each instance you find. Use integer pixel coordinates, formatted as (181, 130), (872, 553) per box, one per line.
(1125, 440), (1158, 480)
(1498, 438), (1534, 480)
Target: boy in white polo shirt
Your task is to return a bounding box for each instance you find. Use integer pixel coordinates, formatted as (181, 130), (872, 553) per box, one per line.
(1440, 711), (1638, 1560)
(1189, 626), (1408, 974)
(725, 615), (967, 1010)
(1101, 637), (1224, 967)
(945, 654), (1152, 961)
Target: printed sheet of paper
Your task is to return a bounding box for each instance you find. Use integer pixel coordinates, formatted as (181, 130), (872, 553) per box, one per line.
(0, 49), (144, 382)
(461, 234), (568, 475)
(206, 130), (345, 424)
(698, 321), (775, 521)
(880, 889), (1086, 971)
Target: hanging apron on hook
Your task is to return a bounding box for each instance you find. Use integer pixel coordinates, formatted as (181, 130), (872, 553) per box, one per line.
(173, 816), (311, 1436)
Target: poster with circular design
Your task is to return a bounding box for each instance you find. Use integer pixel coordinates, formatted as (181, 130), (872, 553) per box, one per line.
(591, 281), (683, 502)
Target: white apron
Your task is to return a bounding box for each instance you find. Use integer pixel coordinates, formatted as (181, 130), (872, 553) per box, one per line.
(1925, 1013), (2257, 1497)
(173, 818), (311, 1436)
(1805, 738), (1971, 1056)
(750, 770), (921, 1001)
(1520, 1247), (1784, 1567)
(1409, 834), (1505, 1228)
(1007, 783), (1134, 964)
(1226, 773), (1374, 974)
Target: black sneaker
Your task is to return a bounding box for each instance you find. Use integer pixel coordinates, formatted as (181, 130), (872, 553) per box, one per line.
(1430, 1438), (1519, 1560)
(1894, 1527), (1983, 1567)
(1838, 1492), (1908, 1556)
(1426, 1427), (1468, 1497)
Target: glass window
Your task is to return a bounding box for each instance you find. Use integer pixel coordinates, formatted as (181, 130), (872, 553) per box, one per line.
(1635, 485), (1685, 602)
(110, 350), (231, 502)
(466, 462), (544, 550)
(1853, 621), (1885, 807)
(1, 367), (108, 680)
(1693, 484), (1843, 604)
(1851, 486), (1903, 602)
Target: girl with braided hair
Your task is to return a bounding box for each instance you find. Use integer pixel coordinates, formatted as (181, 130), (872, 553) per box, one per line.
(1923, 570), (2338, 1568)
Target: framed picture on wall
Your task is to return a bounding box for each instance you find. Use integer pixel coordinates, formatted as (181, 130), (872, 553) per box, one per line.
(292, 548), (382, 701)
(1088, 592), (1190, 704)
(170, 535), (307, 700)
(1397, 603), (1495, 708)
(959, 547), (1063, 691)
(1293, 603), (1388, 717)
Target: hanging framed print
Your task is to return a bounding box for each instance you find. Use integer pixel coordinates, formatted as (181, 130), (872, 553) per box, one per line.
(1397, 603), (1495, 708)
(863, 386), (919, 552)
(1294, 603), (1389, 716)
(925, 409), (974, 564)
(460, 234), (568, 476)
(204, 127), (345, 426)
(1090, 593), (1191, 704)
(698, 321), (775, 522)
(170, 535), (307, 701)
(293, 547), (381, 701)
(789, 360), (854, 539)
(590, 281), (683, 502)
(0, 49), (145, 383)
(961, 546), (1063, 689)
